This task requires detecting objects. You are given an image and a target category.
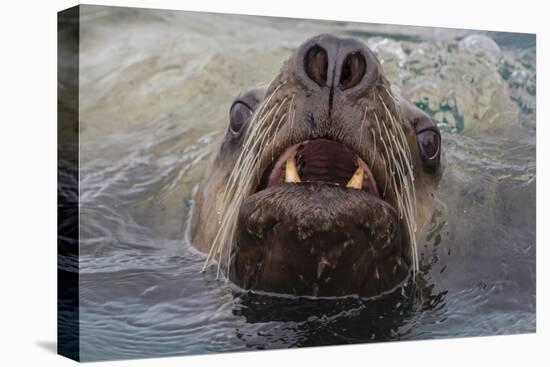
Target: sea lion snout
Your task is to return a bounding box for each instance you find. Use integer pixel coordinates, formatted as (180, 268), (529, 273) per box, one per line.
(231, 183), (408, 297)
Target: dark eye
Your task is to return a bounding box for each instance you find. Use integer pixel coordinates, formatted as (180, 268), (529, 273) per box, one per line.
(417, 129), (440, 168)
(229, 102), (252, 135)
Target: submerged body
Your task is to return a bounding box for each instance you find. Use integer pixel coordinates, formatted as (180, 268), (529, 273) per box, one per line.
(191, 34), (443, 297)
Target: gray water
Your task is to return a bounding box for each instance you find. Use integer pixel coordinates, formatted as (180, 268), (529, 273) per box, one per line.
(66, 6), (535, 361)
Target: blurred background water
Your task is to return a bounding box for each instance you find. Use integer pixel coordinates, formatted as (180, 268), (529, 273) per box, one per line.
(59, 5), (535, 361)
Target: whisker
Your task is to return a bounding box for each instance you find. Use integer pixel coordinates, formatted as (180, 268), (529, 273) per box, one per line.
(375, 102), (419, 276)
(369, 128), (377, 168)
(203, 86), (293, 276)
(359, 105), (368, 148)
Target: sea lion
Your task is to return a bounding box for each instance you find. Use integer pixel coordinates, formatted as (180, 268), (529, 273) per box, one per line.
(190, 34), (443, 297)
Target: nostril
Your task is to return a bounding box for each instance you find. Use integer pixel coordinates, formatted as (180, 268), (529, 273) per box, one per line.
(304, 44), (328, 87)
(339, 51), (366, 90)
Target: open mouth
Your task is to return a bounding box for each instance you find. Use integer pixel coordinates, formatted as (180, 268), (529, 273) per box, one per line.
(257, 139), (381, 198)
(232, 138), (408, 297)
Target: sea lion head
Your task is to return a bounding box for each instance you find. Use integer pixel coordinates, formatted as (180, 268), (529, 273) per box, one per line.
(190, 34), (443, 298)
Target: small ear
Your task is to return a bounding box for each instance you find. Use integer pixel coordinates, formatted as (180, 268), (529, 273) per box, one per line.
(234, 85), (268, 111)
(394, 94), (436, 131)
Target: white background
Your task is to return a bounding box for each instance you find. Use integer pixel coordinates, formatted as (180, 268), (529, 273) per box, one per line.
(0, 0), (547, 365)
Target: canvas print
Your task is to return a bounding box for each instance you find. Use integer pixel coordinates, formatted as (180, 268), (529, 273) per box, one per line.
(58, 5), (536, 362)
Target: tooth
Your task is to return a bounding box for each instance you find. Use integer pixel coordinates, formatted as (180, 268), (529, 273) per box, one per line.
(346, 167), (364, 189)
(285, 155), (301, 183)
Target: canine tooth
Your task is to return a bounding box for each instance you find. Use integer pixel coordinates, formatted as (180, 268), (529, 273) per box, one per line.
(346, 167), (364, 189)
(285, 155), (301, 183)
